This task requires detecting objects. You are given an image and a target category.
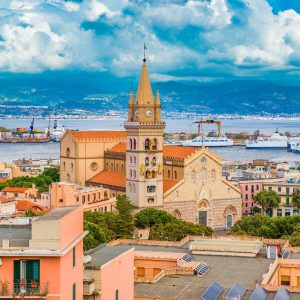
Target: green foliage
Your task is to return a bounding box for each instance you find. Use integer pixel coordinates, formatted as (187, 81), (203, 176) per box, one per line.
(134, 208), (179, 229)
(43, 168), (60, 182)
(230, 214), (300, 239)
(83, 195), (134, 250)
(254, 190), (280, 214)
(292, 189), (300, 209)
(83, 221), (107, 251)
(0, 168), (59, 194)
(150, 221), (212, 241)
(289, 224), (300, 247)
(25, 210), (45, 217)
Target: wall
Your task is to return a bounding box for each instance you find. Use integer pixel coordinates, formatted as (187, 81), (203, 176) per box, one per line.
(100, 248), (134, 300)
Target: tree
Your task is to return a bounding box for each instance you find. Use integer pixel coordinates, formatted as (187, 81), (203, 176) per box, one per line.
(135, 208), (179, 229)
(43, 168), (60, 182)
(83, 221), (107, 251)
(115, 195), (134, 238)
(292, 189), (300, 210)
(253, 190), (280, 215)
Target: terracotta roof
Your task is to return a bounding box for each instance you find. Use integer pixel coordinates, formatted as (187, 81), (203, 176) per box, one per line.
(70, 131), (127, 140)
(106, 143), (197, 160)
(2, 187), (30, 193)
(163, 179), (178, 193)
(163, 145), (197, 159)
(0, 179), (8, 183)
(108, 142), (126, 153)
(88, 171), (126, 188)
(16, 200), (49, 213)
(0, 196), (15, 204)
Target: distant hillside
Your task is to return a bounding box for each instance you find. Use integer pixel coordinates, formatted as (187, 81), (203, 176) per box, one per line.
(0, 71), (299, 116)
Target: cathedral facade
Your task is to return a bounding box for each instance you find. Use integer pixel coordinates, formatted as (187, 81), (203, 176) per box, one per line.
(60, 59), (242, 230)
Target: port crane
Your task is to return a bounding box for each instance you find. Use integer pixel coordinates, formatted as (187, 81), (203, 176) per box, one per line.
(194, 119), (222, 137)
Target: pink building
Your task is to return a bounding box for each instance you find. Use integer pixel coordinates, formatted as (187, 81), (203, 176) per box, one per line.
(239, 180), (263, 214)
(50, 181), (116, 212)
(0, 205), (86, 299)
(84, 245), (134, 300)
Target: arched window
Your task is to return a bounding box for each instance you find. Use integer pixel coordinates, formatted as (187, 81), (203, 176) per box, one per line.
(63, 162), (66, 171)
(145, 157), (149, 166)
(168, 170), (171, 179)
(174, 171), (177, 180)
(133, 156), (136, 164)
(133, 183), (136, 193)
(152, 170), (156, 178)
(82, 195), (85, 204)
(152, 157), (156, 166)
(200, 168), (207, 181)
(66, 147), (70, 157)
(129, 138), (133, 150)
(211, 169), (216, 181)
(145, 138), (150, 150)
(111, 163), (113, 171)
(130, 170), (133, 178)
(116, 163), (119, 172)
(152, 138), (157, 150)
(71, 163), (74, 172)
(129, 182), (132, 192)
(133, 170), (136, 179)
(133, 138), (137, 150)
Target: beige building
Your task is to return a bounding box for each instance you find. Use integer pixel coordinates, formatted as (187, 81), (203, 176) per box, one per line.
(263, 180), (300, 217)
(60, 58), (242, 230)
(50, 181), (115, 213)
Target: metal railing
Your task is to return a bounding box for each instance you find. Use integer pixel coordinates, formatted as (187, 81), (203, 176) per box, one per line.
(13, 282), (49, 297)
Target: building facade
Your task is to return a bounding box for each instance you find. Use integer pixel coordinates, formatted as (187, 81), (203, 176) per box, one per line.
(60, 58), (242, 230)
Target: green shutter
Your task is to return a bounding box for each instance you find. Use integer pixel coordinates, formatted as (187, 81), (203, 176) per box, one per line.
(14, 260), (20, 283)
(73, 247), (76, 267)
(72, 283), (76, 300)
(26, 260), (40, 283)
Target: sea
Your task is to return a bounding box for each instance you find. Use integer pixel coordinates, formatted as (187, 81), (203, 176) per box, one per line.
(0, 118), (300, 163)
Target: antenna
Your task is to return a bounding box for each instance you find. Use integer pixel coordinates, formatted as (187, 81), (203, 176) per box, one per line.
(143, 43), (147, 62)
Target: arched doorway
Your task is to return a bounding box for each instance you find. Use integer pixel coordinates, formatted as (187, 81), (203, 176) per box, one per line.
(226, 215), (233, 228)
(224, 205), (237, 229)
(197, 200), (210, 226)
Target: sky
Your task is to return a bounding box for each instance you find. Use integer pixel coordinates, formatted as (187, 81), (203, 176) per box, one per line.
(1, 0), (300, 84)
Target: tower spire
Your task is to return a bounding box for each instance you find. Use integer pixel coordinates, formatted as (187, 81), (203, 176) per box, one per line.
(143, 43), (147, 63)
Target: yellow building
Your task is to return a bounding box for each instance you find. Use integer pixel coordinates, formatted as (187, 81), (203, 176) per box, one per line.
(60, 57), (242, 229)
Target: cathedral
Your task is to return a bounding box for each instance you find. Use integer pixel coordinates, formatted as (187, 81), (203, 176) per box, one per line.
(60, 58), (242, 230)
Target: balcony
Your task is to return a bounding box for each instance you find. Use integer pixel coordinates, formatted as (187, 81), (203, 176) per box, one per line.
(83, 278), (99, 296)
(0, 282), (49, 299)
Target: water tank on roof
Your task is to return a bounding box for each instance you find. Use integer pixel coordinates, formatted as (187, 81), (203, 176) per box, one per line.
(297, 179), (300, 184)
(289, 178), (295, 183)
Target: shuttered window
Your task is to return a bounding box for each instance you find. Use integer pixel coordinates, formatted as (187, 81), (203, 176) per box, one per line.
(72, 283), (76, 300)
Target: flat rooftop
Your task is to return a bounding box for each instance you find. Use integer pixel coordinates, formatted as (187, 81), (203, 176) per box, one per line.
(135, 250), (300, 300)
(36, 206), (77, 221)
(85, 244), (133, 269)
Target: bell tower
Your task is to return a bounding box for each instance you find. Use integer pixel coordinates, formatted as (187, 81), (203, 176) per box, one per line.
(124, 54), (165, 209)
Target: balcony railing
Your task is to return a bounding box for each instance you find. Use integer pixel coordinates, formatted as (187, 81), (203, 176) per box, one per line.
(11, 282), (49, 298)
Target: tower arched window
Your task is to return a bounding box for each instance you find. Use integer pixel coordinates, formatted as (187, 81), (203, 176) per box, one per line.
(133, 156), (136, 164)
(130, 169), (133, 178)
(129, 138), (133, 150)
(63, 162), (66, 171)
(174, 170), (177, 180)
(145, 157), (149, 166)
(145, 138), (150, 150)
(152, 157), (156, 166)
(133, 170), (136, 179)
(133, 183), (136, 193)
(133, 138), (137, 150)
(168, 170), (171, 179)
(152, 138), (157, 150)
(129, 182), (132, 192)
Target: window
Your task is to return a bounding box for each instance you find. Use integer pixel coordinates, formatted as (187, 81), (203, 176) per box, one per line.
(14, 260), (40, 293)
(278, 187), (281, 192)
(174, 171), (177, 180)
(82, 196), (85, 204)
(129, 182), (132, 192)
(286, 187), (290, 195)
(115, 289), (119, 300)
(72, 247), (76, 267)
(251, 185), (254, 192)
(246, 194), (248, 200)
(285, 208), (291, 216)
(268, 187), (272, 191)
(286, 197), (290, 206)
(133, 170), (136, 179)
(130, 156), (132, 164)
(132, 183), (136, 193)
(281, 275), (290, 286)
(256, 184), (259, 190)
(72, 283), (76, 300)
(130, 170), (133, 178)
(152, 157), (156, 166)
(129, 138), (132, 150)
(294, 209), (299, 216)
(145, 138), (150, 150)
(147, 186), (156, 193)
(246, 185), (248, 191)
(133, 138), (137, 150)
(277, 209), (282, 217)
(148, 198), (154, 203)
(66, 147), (70, 157)
(168, 170), (171, 179)
(245, 203), (248, 207)
(145, 157), (149, 166)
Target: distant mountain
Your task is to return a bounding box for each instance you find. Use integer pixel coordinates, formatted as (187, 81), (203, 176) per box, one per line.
(0, 71), (299, 116)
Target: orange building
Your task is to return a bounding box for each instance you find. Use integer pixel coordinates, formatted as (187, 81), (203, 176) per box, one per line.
(49, 181), (115, 212)
(0, 206), (86, 299)
(1, 186), (38, 201)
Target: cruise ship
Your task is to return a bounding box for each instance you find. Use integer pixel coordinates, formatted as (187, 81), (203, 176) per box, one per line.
(181, 136), (234, 147)
(245, 131), (288, 149)
(287, 137), (300, 152)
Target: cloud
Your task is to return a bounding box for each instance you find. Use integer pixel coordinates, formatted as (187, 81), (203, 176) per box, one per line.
(0, 0), (300, 82)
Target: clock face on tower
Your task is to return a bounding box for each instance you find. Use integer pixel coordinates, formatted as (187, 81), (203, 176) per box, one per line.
(146, 109), (152, 118)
